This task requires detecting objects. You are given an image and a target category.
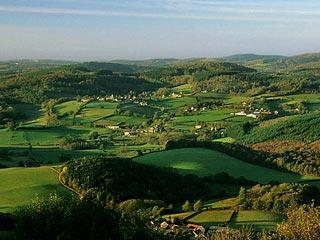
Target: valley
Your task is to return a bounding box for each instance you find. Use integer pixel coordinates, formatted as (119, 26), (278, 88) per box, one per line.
(1, 54), (320, 238)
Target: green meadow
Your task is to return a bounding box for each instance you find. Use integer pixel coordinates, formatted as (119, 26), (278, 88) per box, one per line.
(188, 210), (234, 227)
(230, 211), (284, 231)
(134, 148), (313, 183)
(0, 166), (72, 212)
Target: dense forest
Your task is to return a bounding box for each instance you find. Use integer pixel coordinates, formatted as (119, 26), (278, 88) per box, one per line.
(59, 156), (212, 203)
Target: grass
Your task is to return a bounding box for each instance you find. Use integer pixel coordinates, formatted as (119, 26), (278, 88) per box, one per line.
(0, 127), (91, 146)
(134, 148), (311, 183)
(104, 115), (145, 126)
(13, 103), (42, 121)
(120, 103), (159, 117)
(213, 137), (236, 143)
(75, 101), (117, 125)
(0, 166), (71, 213)
(162, 212), (195, 221)
(161, 97), (197, 112)
(231, 211), (284, 231)
(172, 109), (234, 130)
(188, 210), (234, 227)
(0, 147), (105, 167)
(204, 197), (239, 209)
(224, 95), (250, 105)
(172, 84), (193, 94)
(54, 100), (81, 117)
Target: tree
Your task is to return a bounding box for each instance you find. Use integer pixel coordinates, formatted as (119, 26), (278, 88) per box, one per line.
(239, 187), (247, 205)
(277, 204), (320, 240)
(193, 199), (203, 212)
(5, 121), (15, 130)
(182, 200), (193, 212)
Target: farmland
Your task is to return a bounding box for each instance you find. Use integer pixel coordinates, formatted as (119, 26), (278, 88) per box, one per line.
(134, 148), (311, 183)
(0, 166), (71, 212)
(1, 55), (320, 237)
(188, 210), (234, 227)
(230, 211), (284, 231)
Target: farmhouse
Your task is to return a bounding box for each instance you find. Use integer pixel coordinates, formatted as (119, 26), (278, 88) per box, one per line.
(171, 93), (182, 98)
(108, 125), (120, 130)
(124, 131), (131, 136)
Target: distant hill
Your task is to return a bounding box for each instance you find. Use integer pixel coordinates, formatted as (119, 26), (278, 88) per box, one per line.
(77, 61), (144, 73)
(0, 59), (76, 81)
(221, 54), (284, 64)
(0, 66), (163, 103)
(110, 58), (204, 68)
(222, 52), (320, 72)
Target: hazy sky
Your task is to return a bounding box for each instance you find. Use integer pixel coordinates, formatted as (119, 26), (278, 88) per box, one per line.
(1, 0), (320, 60)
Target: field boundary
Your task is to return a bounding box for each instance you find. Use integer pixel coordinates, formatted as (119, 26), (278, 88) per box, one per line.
(50, 167), (81, 196)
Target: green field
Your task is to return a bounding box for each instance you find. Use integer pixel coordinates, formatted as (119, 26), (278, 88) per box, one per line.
(75, 101), (117, 124)
(134, 148), (312, 183)
(162, 211), (196, 221)
(172, 84), (193, 94)
(161, 97), (197, 113)
(0, 147), (106, 167)
(188, 210), (234, 227)
(0, 127), (91, 146)
(104, 115), (145, 126)
(204, 197), (239, 209)
(172, 109), (235, 130)
(0, 166), (71, 212)
(231, 211), (284, 231)
(120, 103), (159, 117)
(213, 137), (236, 143)
(54, 100), (81, 117)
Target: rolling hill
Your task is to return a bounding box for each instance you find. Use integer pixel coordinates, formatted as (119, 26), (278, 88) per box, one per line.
(134, 148), (309, 183)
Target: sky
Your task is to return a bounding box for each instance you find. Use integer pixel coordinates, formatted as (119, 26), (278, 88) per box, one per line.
(1, 0), (320, 61)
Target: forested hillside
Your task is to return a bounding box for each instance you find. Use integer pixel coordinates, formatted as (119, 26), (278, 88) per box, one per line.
(241, 112), (320, 144)
(59, 156), (211, 203)
(0, 66), (163, 103)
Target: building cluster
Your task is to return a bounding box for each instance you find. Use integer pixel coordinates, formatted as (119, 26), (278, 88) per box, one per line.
(153, 220), (230, 239)
(231, 109), (279, 119)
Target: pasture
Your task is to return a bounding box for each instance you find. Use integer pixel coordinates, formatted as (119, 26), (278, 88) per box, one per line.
(54, 100), (81, 117)
(0, 166), (71, 212)
(188, 210), (234, 227)
(162, 212), (196, 221)
(172, 109), (234, 130)
(120, 103), (159, 117)
(204, 197), (239, 209)
(230, 211), (284, 231)
(134, 148), (309, 183)
(0, 127), (91, 146)
(104, 115), (145, 126)
(75, 101), (117, 125)
(160, 97), (197, 113)
(172, 84), (193, 94)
